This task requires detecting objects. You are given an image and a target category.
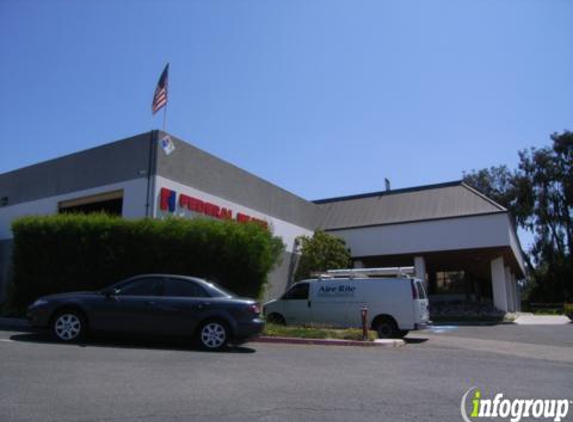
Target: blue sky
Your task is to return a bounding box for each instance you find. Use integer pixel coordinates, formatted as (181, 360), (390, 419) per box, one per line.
(1, 1), (571, 204)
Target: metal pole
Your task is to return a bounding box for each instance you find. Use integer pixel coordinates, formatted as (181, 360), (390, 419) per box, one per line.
(144, 130), (157, 218)
(361, 305), (368, 341)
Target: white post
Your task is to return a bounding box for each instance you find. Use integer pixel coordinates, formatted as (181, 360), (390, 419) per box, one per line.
(504, 267), (514, 312)
(414, 256), (427, 285)
(491, 257), (508, 312)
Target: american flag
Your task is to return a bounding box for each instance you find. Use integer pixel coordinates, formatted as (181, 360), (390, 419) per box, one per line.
(152, 64), (169, 114)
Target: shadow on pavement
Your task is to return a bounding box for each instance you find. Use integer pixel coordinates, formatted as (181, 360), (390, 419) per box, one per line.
(431, 321), (502, 327)
(403, 337), (429, 344)
(9, 332), (257, 354)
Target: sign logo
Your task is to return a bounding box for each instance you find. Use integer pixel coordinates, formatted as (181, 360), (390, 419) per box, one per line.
(461, 387), (571, 422)
(159, 135), (175, 156)
(317, 284), (356, 297)
(159, 188), (268, 229)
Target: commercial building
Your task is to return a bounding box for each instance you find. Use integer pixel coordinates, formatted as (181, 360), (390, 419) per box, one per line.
(0, 131), (525, 311)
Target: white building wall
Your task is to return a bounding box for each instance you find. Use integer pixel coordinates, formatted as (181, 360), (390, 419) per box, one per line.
(491, 257), (508, 312)
(330, 213), (512, 257)
(414, 256), (427, 285)
(505, 266), (515, 312)
(154, 176), (314, 253)
(0, 178), (149, 240)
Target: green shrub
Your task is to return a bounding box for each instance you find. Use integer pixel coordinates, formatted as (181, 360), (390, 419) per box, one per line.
(294, 230), (351, 281)
(8, 214), (284, 312)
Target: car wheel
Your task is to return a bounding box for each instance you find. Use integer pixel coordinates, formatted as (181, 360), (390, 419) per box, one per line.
(397, 330), (409, 338)
(198, 320), (229, 351)
(267, 313), (286, 325)
(375, 319), (398, 339)
(52, 310), (86, 342)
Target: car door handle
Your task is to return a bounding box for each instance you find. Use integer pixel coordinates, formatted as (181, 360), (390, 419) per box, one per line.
(145, 301), (156, 307)
(197, 302), (211, 309)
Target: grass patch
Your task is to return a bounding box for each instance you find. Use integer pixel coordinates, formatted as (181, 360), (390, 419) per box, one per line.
(522, 303), (573, 316)
(263, 323), (377, 341)
(529, 308), (565, 316)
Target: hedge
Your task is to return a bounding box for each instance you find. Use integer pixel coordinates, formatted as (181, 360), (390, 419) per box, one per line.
(7, 214), (284, 311)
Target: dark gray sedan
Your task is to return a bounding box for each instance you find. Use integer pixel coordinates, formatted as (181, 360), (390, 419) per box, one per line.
(26, 274), (264, 350)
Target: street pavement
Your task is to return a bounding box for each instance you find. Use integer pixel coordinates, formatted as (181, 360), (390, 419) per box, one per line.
(0, 323), (571, 422)
(420, 322), (573, 350)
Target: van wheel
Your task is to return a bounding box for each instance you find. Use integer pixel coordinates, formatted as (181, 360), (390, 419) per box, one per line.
(397, 330), (409, 338)
(374, 319), (398, 339)
(267, 313), (286, 325)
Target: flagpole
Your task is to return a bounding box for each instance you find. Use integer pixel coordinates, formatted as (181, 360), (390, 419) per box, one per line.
(145, 130), (157, 218)
(162, 103), (168, 132)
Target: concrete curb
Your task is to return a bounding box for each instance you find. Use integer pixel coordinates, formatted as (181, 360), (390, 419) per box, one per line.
(252, 336), (405, 348)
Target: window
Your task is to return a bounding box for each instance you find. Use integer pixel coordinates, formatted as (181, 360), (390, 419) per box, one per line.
(164, 278), (208, 298)
(59, 190), (123, 216)
(435, 271), (466, 294)
(202, 281), (234, 298)
(117, 278), (162, 296)
(282, 283), (309, 300)
(415, 281), (427, 299)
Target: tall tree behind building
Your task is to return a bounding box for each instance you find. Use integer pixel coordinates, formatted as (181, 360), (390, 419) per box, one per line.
(464, 131), (573, 302)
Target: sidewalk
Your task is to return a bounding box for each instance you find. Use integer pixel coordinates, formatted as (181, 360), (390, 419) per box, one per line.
(513, 315), (571, 325)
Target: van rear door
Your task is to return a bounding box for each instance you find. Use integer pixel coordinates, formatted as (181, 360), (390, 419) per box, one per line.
(412, 280), (430, 323)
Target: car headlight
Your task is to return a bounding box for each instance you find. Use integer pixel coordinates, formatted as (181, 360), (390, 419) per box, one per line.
(31, 299), (49, 307)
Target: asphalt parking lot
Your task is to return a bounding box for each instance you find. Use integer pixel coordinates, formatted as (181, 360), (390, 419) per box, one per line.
(422, 322), (573, 348)
(0, 323), (571, 422)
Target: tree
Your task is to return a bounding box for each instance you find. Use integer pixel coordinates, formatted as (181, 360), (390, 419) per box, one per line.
(462, 165), (516, 210)
(294, 230), (352, 281)
(463, 131), (573, 302)
(462, 165), (531, 229)
(517, 132), (573, 301)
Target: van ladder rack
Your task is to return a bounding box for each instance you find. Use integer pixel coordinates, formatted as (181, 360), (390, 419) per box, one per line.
(314, 266), (415, 279)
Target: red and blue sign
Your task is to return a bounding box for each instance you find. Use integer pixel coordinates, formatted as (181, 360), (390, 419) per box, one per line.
(159, 188), (268, 229)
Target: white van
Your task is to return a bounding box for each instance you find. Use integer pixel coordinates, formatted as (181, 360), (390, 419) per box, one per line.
(263, 267), (430, 338)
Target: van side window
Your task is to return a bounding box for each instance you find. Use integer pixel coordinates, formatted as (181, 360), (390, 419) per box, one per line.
(282, 283), (309, 300)
(415, 281), (427, 299)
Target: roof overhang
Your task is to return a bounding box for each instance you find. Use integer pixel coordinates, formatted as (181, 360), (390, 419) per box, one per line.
(326, 212), (526, 279)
